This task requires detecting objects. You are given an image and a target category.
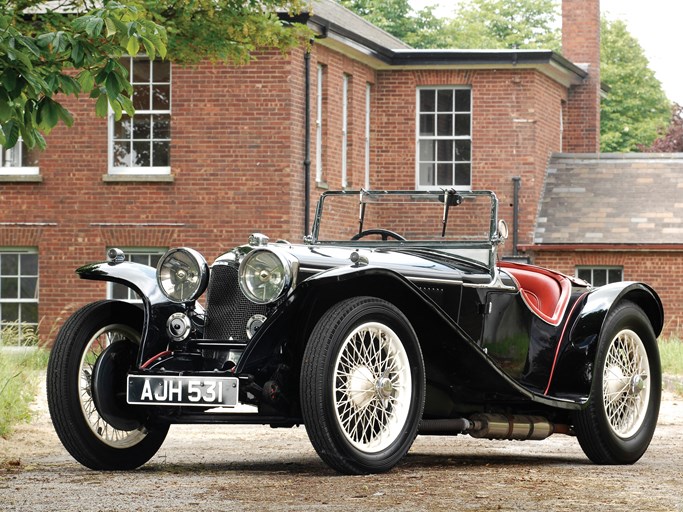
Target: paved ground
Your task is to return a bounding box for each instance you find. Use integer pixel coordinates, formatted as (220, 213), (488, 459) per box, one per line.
(1, 379), (682, 512)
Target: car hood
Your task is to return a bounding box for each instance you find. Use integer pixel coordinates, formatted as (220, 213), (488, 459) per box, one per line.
(281, 243), (488, 281)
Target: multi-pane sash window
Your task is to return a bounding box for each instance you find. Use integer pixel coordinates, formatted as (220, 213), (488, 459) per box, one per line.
(110, 57), (171, 174)
(1, 140), (40, 175)
(576, 267), (623, 287)
(417, 87), (472, 189)
(107, 249), (165, 301)
(0, 250), (39, 344)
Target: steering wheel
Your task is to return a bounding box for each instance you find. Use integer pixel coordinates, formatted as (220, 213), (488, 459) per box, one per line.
(350, 229), (406, 241)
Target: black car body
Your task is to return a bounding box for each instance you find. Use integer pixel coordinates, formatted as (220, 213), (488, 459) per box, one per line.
(47, 190), (663, 474)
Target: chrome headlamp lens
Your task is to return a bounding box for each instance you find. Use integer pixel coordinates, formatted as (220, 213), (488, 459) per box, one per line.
(157, 248), (209, 303)
(238, 248), (294, 304)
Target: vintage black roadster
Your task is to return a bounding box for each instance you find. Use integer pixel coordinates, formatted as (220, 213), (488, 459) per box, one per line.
(47, 189), (663, 474)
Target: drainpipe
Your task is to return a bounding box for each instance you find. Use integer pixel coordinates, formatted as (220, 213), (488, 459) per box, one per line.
(512, 176), (521, 256)
(303, 42), (312, 237)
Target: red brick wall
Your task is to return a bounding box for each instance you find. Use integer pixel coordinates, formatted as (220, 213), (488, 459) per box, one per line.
(0, 10), (609, 343)
(0, 46), (382, 342)
(562, 0), (600, 152)
(311, 44), (376, 191)
(532, 250), (683, 338)
(371, 68), (566, 254)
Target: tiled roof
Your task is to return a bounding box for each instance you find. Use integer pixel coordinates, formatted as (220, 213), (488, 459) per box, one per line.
(310, 0), (412, 51)
(534, 153), (683, 245)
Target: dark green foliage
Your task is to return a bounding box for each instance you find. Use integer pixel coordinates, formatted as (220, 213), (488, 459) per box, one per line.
(1, 0), (310, 150)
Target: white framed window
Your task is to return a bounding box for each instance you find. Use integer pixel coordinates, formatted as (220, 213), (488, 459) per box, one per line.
(109, 57), (171, 175)
(315, 64), (325, 185)
(341, 74), (350, 189)
(107, 249), (165, 301)
(0, 249), (39, 344)
(365, 82), (371, 190)
(416, 87), (472, 189)
(1, 140), (40, 175)
(576, 266), (623, 287)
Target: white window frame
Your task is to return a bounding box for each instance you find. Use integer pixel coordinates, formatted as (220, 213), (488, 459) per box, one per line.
(341, 74), (350, 189)
(576, 266), (624, 287)
(416, 86), (472, 190)
(106, 248), (166, 302)
(364, 82), (371, 190)
(0, 248), (39, 344)
(1, 140), (40, 175)
(109, 57), (171, 175)
(315, 64), (324, 185)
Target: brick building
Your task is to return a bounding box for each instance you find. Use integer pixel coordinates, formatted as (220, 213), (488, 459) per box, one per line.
(1, 0), (681, 343)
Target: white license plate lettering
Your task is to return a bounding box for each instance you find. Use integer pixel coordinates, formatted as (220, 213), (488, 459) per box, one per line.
(127, 375), (238, 407)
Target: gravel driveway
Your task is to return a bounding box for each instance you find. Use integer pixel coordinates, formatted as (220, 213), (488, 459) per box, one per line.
(1, 377), (682, 512)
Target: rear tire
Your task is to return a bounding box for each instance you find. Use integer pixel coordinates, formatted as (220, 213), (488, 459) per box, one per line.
(301, 297), (425, 474)
(47, 301), (169, 470)
(573, 301), (661, 464)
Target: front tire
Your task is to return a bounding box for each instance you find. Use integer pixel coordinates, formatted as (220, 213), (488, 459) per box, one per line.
(301, 297), (425, 474)
(47, 300), (169, 470)
(574, 301), (661, 464)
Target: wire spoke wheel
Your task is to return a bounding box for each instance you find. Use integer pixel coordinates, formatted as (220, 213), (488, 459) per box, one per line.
(47, 300), (169, 470)
(301, 297), (425, 474)
(333, 322), (412, 453)
(78, 324), (148, 448)
(573, 301), (661, 465)
(602, 329), (650, 439)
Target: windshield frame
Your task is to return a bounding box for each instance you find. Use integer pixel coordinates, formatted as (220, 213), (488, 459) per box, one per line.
(309, 189), (503, 272)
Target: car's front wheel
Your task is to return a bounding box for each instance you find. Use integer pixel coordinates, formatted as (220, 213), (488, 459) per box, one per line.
(47, 300), (169, 470)
(573, 301), (661, 464)
(301, 296), (425, 474)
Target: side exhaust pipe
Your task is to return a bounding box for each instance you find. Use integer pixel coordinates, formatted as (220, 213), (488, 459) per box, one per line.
(419, 413), (571, 440)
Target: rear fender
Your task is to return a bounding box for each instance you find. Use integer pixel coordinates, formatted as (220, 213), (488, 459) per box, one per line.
(548, 282), (663, 397)
(77, 261), (180, 366)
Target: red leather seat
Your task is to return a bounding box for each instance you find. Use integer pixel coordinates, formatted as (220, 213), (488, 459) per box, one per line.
(497, 261), (571, 326)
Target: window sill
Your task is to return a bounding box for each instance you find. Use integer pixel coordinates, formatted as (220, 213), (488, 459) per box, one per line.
(0, 174), (43, 183)
(102, 174), (174, 183)
(316, 180), (329, 190)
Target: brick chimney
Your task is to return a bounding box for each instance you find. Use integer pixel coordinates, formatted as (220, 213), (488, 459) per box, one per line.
(562, 0), (601, 153)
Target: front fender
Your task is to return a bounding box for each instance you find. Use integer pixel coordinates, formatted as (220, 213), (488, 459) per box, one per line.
(549, 282), (663, 398)
(77, 261), (179, 366)
(77, 261), (168, 305)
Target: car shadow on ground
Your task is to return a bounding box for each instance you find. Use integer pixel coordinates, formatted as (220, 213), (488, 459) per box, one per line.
(105, 450), (590, 477)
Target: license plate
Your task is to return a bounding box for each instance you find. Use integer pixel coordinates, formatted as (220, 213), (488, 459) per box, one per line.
(127, 375), (239, 407)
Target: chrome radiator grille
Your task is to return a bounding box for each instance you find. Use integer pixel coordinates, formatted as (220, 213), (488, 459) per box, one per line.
(204, 263), (268, 342)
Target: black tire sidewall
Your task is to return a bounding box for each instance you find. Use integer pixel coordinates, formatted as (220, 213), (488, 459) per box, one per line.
(47, 301), (168, 470)
(589, 302), (661, 462)
(306, 297), (425, 473)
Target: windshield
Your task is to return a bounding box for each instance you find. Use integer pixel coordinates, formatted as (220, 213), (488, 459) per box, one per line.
(311, 190), (500, 264)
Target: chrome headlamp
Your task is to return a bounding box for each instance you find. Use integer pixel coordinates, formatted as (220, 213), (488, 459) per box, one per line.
(157, 247), (209, 303)
(238, 248), (295, 304)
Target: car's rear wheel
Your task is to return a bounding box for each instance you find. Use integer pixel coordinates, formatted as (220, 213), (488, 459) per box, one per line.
(47, 300), (169, 470)
(573, 301), (661, 464)
(301, 296), (425, 474)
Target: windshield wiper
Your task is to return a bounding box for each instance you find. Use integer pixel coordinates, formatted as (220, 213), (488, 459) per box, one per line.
(357, 189), (368, 235)
(441, 189), (463, 237)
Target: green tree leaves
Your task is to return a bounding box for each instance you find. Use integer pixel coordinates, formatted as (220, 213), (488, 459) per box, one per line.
(339, 0), (671, 152)
(443, 0), (561, 50)
(599, 18), (670, 152)
(0, 2), (167, 149)
(1, 0), (309, 150)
